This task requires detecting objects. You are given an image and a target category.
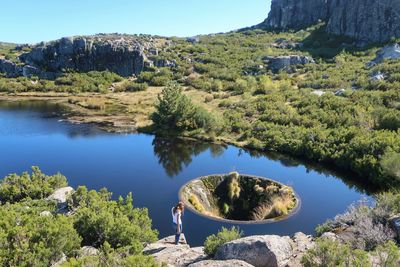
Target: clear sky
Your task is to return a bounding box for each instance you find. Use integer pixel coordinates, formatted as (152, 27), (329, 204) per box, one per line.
(1, 0), (271, 44)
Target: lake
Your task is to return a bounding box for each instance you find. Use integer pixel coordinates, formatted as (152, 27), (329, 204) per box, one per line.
(0, 100), (372, 246)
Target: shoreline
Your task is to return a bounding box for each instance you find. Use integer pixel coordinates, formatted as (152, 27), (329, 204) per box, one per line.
(0, 92), (379, 194)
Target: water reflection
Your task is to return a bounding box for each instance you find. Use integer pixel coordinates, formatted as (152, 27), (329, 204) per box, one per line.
(152, 137), (227, 177)
(0, 100), (104, 138)
(240, 148), (377, 194)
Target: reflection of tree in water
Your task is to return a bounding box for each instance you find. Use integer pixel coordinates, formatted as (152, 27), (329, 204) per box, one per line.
(240, 148), (377, 194)
(152, 137), (226, 177)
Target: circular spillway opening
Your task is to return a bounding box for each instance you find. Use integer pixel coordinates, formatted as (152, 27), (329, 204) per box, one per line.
(179, 172), (300, 223)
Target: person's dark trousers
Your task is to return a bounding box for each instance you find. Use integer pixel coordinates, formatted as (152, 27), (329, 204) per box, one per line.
(173, 223), (182, 244)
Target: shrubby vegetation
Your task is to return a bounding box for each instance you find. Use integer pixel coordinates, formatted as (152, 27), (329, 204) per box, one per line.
(0, 200), (81, 267)
(0, 166), (67, 203)
(144, 25), (400, 187)
(2, 24), (400, 187)
(151, 82), (222, 133)
(307, 191), (400, 266)
(204, 226), (243, 257)
(0, 168), (158, 267)
(315, 192), (400, 250)
(302, 238), (400, 267)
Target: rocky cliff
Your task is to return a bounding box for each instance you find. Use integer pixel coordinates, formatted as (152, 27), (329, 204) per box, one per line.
(263, 0), (400, 44)
(326, 0), (400, 44)
(0, 34), (165, 79)
(18, 35), (158, 77)
(264, 0), (328, 30)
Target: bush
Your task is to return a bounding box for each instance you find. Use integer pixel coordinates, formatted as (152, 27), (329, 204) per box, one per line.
(115, 81), (149, 92)
(64, 243), (159, 267)
(0, 201), (81, 267)
(381, 152), (400, 181)
(0, 169), (159, 266)
(315, 194), (397, 250)
(373, 240), (400, 267)
(204, 227), (243, 257)
(0, 166), (68, 203)
(72, 186), (158, 252)
(301, 238), (370, 267)
(151, 82), (220, 132)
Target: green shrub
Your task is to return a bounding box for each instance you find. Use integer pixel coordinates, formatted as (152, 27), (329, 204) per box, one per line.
(0, 201), (81, 267)
(314, 192), (400, 250)
(0, 166), (68, 203)
(188, 194), (205, 212)
(381, 152), (400, 181)
(63, 243), (159, 267)
(72, 187), (158, 252)
(0, 169), (159, 266)
(151, 82), (219, 133)
(204, 227), (243, 257)
(373, 240), (400, 267)
(301, 238), (371, 267)
(115, 80), (149, 92)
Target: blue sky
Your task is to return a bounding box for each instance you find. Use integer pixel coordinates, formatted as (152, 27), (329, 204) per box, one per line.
(1, 0), (271, 44)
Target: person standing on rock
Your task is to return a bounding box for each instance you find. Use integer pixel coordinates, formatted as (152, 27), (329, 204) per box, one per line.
(172, 202), (185, 245)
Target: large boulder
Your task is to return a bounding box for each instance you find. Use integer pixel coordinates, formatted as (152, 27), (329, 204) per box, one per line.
(50, 253), (66, 267)
(188, 260), (254, 267)
(0, 59), (23, 77)
(47, 186), (74, 203)
(389, 215), (400, 241)
(143, 236), (207, 267)
(285, 232), (315, 267)
(369, 44), (400, 66)
(264, 55), (314, 72)
(214, 235), (293, 267)
(79, 246), (100, 258)
(46, 186), (74, 213)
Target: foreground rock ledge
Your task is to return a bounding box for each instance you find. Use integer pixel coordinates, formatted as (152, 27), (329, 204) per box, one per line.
(144, 232), (314, 267)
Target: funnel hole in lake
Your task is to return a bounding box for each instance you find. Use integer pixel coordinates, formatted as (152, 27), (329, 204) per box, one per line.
(180, 172), (300, 223)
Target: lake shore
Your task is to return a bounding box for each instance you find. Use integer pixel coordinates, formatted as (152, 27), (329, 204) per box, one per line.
(0, 90), (244, 146)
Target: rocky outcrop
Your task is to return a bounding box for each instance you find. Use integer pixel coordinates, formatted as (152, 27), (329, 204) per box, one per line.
(264, 55), (314, 72)
(188, 260), (254, 267)
(0, 59), (23, 77)
(263, 0), (400, 44)
(214, 235), (293, 267)
(78, 246), (100, 258)
(143, 236), (207, 267)
(18, 35), (156, 77)
(369, 44), (400, 66)
(264, 0), (328, 30)
(146, 233), (314, 267)
(389, 215), (400, 241)
(326, 0), (400, 44)
(46, 186), (74, 213)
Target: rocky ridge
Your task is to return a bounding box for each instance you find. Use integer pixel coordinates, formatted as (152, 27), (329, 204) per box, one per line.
(263, 0), (400, 44)
(0, 34), (168, 78)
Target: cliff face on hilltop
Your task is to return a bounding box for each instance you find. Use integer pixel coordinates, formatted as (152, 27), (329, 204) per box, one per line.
(19, 35), (157, 77)
(326, 0), (400, 44)
(265, 0), (328, 30)
(263, 0), (400, 44)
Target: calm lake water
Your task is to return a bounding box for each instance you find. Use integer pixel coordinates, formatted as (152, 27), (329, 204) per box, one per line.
(0, 100), (373, 246)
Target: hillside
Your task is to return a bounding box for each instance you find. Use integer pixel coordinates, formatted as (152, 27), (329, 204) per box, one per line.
(0, 1), (400, 265)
